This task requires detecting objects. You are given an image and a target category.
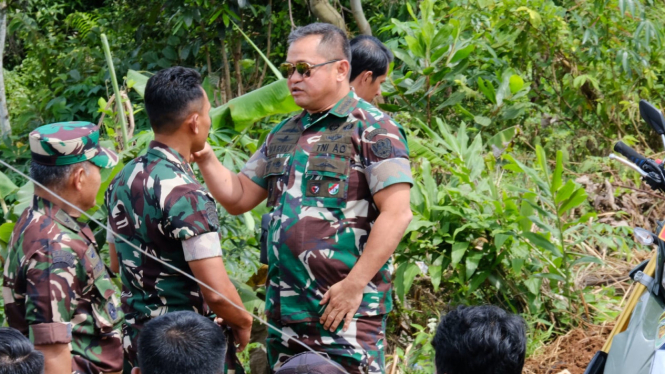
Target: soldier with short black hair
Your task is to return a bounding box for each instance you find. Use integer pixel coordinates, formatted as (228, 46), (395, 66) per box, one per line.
(104, 66), (252, 372)
(193, 22), (413, 374)
(349, 35), (394, 102)
(3, 121), (123, 374)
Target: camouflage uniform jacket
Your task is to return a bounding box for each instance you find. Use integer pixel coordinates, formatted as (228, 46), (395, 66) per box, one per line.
(104, 140), (222, 329)
(242, 91), (413, 324)
(3, 195), (123, 374)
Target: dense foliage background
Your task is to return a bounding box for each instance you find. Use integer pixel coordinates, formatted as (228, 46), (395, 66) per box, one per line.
(1, 0), (664, 372)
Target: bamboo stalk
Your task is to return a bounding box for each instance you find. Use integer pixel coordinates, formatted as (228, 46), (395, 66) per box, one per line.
(101, 34), (129, 150)
(388, 354), (399, 374)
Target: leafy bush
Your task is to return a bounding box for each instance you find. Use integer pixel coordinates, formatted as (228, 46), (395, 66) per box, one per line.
(395, 114), (623, 328)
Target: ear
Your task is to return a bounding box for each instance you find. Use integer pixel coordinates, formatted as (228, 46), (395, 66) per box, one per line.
(337, 60), (351, 82)
(71, 164), (86, 192)
(362, 70), (374, 83)
(188, 113), (200, 135)
(131, 367), (141, 374)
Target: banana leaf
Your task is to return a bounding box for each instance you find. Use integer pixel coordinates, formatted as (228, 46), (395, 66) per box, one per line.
(0, 170), (18, 199)
(127, 70), (300, 131)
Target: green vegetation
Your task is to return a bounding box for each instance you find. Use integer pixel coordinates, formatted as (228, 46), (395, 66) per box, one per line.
(0, 0), (663, 372)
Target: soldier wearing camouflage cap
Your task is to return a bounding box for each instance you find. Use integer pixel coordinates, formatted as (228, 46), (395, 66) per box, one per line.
(193, 23), (413, 373)
(3, 121), (123, 374)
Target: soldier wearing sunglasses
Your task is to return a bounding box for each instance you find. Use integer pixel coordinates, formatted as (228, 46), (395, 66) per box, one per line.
(192, 23), (413, 374)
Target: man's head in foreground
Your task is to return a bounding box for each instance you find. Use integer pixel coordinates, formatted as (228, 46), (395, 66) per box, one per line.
(433, 305), (526, 374)
(283, 22), (351, 113)
(275, 352), (345, 374)
(0, 327), (44, 374)
(132, 311), (228, 374)
(349, 35), (393, 102)
(144, 66), (212, 154)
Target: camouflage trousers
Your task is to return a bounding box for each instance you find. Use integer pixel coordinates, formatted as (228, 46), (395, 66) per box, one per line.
(122, 322), (246, 374)
(267, 315), (387, 374)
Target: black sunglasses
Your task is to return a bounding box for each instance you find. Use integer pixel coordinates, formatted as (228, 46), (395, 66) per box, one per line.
(279, 59), (341, 78)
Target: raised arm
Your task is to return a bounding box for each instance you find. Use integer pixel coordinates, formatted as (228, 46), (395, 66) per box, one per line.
(193, 143), (267, 215)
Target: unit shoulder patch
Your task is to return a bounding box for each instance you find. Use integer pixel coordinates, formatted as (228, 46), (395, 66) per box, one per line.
(371, 138), (393, 159)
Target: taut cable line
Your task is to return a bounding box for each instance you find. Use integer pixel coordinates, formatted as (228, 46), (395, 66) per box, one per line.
(0, 159), (349, 374)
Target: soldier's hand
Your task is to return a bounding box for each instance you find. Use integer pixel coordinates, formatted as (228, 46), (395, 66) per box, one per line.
(233, 325), (251, 352)
(191, 142), (214, 165)
(319, 280), (363, 332)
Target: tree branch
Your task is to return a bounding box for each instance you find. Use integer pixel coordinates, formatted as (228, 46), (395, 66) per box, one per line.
(257, 0), (272, 89)
(221, 37), (233, 102)
(309, 0), (346, 30)
(349, 0), (371, 35)
(0, 1), (11, 137)
(288, 0), (296, 30)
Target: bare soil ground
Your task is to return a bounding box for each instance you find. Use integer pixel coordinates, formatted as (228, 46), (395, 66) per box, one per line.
(523, 173), (665, 374)
(523, 325), (610, 374)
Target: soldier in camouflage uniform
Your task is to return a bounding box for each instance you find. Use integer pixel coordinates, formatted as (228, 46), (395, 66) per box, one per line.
(193, 23), (413, 374)
(104, 66), (252, 372)
(3, 122), (123, 374)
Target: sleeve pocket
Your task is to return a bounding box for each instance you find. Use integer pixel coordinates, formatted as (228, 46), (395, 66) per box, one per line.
(91, 275), (122, 333)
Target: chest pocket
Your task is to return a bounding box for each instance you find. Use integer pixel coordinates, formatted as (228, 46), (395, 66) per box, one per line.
(85, 245), (122, 332)
(265, 154), (292, 207)
(303, 154), (351, 209)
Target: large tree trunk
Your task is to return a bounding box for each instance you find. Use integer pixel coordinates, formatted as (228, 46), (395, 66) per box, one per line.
(350, 0), (371, 35)
(308, 0), (346, 31)
(0, 1), (10, 137)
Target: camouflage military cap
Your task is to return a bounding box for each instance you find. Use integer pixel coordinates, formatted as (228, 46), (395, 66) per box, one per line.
(276, 352), (345, 374)
(29, 121), (118, 168)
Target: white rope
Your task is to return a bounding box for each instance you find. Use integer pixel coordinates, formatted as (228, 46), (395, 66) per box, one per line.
(0, 159), (350, 374)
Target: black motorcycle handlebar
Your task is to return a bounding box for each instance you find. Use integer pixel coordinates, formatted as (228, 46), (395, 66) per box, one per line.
(614, 141), (647, 166)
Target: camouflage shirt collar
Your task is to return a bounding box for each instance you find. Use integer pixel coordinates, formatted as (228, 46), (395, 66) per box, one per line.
(32, 195), (83, 233)
(146, 140), (196, 178)
(147, 140), (189, 166)
(302, 91), (358, 129)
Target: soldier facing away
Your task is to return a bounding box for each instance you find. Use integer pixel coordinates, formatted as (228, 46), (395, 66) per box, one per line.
(104, 66), (252, 372)
(3, 122), (124, 374)
(192, 23), (413, 373)
(349, 35), (394, 103)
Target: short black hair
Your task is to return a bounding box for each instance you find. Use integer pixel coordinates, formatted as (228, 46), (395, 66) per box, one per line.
(349, 35), (393, 82)
(30, 161), (88, 190)
(433, 305), (527, 374)
(287, 23), (351, 62)
(137, 311), (227, 374)
(144, 66), (204, 134)
(0, 327), (44, 374)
